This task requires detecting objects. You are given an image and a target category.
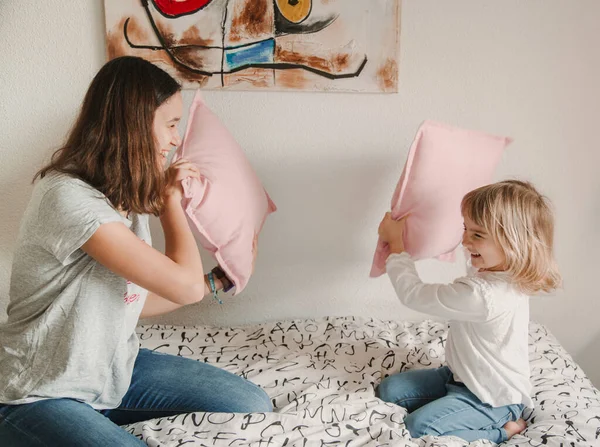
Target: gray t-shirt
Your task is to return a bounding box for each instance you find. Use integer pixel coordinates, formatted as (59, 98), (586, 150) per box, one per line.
(0, 173), (150, 409)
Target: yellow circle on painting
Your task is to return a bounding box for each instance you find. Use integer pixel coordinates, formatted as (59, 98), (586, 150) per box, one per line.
(276, 0), (312, 24)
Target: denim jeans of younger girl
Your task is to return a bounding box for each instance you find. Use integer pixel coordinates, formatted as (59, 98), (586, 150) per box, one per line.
(376, 366), (524, 444)
(0, 348), (272, 446)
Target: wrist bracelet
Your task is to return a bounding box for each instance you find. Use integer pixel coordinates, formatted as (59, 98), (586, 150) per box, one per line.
(207, 272), (223, 304)
(211, 266), (235, 293)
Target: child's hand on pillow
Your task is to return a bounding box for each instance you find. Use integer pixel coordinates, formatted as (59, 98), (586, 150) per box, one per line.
(378, 213), (407, 255)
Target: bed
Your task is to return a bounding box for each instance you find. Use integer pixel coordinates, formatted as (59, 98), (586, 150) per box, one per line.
(125, 317), (600, 446)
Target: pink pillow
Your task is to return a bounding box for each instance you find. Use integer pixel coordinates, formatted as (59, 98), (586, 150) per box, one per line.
(370, 120), (511, 277)
(173, 91), (276, 294)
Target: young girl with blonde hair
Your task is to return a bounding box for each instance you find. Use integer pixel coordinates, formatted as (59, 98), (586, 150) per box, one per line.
(376, 180), (561, 444)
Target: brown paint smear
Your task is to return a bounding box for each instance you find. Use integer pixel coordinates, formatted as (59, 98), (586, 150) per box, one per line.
(156, 22), (177, 48)
(179, 26), (214, 47)
(170, 47), (206, 71)
(106, 31), (127, 59)
(275, 69), (310, 89)
(147, 21), (211, 84)
(275, 47), (350, 74)
(229, 0), (273, 42)
(106, 17), (143, 59)
(376, 58), (398, 92)
(225, 68), (273, 88)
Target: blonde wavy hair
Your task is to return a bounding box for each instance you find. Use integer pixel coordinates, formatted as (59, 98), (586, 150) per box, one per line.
(461, 180), (561, 294)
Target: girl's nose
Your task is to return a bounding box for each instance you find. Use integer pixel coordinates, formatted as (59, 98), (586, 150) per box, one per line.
(171, 129), (182, 147)
(462, 232), (469, 246)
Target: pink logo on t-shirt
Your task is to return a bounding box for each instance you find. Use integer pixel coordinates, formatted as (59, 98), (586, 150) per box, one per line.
(124, 293), (140, 304)
(124, 281), (141, 304)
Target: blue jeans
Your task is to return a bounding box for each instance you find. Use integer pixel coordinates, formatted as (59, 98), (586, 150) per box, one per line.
(0, 348), (272, 446)
(376, 366), (524, 444)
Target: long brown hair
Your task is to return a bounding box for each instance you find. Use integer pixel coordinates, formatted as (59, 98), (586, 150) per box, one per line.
(461, 180), (562, 294)
(34, 56), (181, 215)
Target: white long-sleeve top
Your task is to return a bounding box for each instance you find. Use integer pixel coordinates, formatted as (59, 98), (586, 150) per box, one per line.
(386, 252), (533, 408)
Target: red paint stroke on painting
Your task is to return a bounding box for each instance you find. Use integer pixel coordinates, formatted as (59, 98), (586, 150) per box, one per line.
(153, 0), (213, 18)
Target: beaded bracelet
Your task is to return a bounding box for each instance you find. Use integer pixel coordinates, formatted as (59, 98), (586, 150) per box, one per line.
(207, 272), (223, 304)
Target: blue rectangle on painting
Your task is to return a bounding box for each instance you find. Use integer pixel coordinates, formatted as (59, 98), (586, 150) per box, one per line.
(225, 39), (275, 70)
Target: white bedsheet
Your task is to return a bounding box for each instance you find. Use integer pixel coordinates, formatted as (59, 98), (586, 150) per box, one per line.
(125, 317), (600, 446)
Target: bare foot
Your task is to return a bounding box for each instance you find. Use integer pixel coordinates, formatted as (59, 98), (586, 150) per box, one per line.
(503, 418), (527, 439)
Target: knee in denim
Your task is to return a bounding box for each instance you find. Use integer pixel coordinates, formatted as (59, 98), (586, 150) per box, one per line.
(404, 413), (440, 438)
(255, 388), (273, 413)
(375, 377), (393, 402)
(239, 385), (273, 413)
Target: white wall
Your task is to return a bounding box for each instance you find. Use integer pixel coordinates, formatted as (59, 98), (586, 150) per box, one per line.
(1, 1), (599, 386)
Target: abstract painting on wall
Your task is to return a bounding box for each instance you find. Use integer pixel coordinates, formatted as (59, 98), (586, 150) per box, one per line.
(104, 0), (400, 93)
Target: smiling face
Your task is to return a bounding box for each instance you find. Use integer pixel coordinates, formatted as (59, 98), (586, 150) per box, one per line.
(152, 91), (183, 166)
(462, 214), (507, 272)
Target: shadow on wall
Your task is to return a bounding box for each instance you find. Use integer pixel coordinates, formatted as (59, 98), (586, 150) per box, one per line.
(0, 158), (47, 320)
(575, 329), (600, 388)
